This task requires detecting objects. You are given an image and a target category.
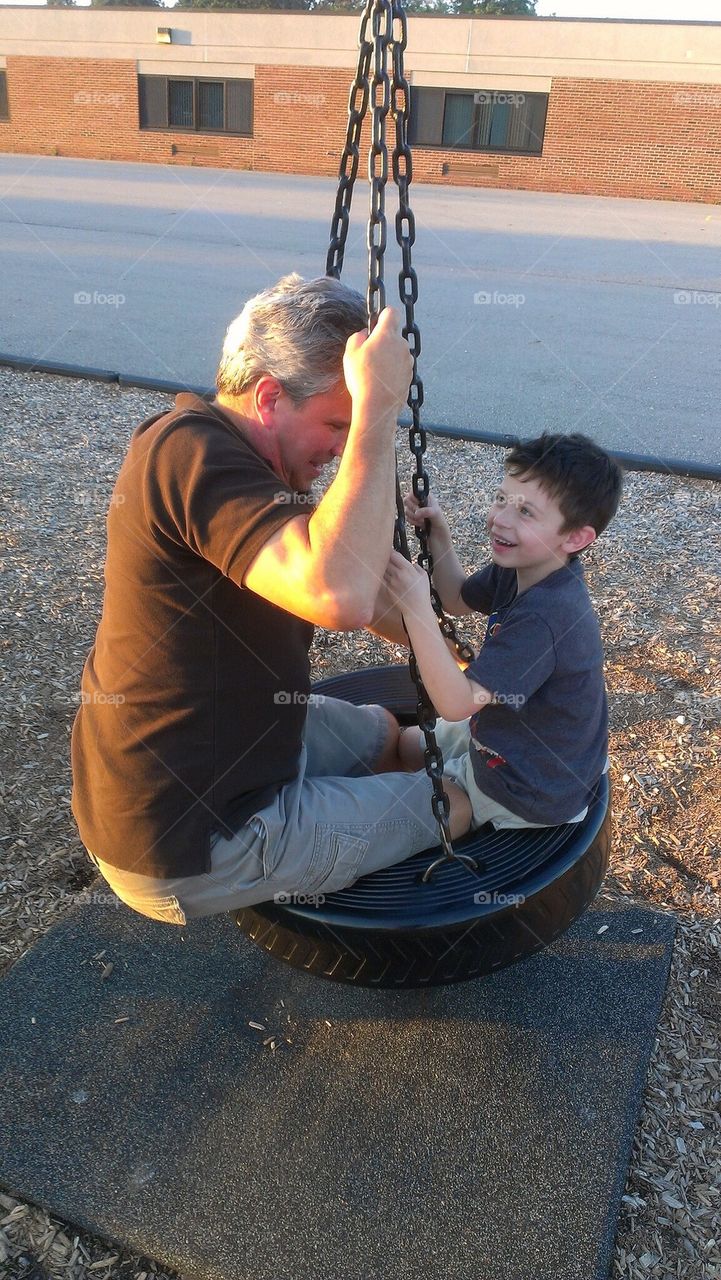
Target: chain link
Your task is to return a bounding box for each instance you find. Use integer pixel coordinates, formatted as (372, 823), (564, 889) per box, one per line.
(326, 0), (479, 877)
(326, 0), (374, 283)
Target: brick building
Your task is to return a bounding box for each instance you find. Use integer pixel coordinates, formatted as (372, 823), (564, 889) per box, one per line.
(0, 8), (720, 202)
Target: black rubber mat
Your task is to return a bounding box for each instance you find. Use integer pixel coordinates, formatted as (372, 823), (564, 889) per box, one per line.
(0, 897), (675, 1280)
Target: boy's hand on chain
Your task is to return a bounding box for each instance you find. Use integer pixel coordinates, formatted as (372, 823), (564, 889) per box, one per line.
(383, 549), (433, 618)
(403, 489), (447, 532)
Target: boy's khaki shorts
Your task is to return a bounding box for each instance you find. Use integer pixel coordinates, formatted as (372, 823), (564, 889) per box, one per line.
(432, 717), (588, 831)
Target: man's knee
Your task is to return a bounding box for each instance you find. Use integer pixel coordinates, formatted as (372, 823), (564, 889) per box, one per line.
(370, 707), (404, 773)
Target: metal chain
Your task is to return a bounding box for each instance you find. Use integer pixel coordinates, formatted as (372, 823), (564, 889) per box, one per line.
(367, 0), (391, 329)
(388, 0), (476, 671)
(326, 0), (479, 878)
(326, 0), (374, 282)
(388, 0), (479, 879)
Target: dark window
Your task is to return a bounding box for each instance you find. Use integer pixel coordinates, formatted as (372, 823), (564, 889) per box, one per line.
(138, 74), (253, 136)
(225, 80), (253, 136)
(169, 79), (194, 130)
(0, 70), (9, 122)
(139, 74), (168, 129)
(197, 81), (224, 131)
(411, 86), (547, 156)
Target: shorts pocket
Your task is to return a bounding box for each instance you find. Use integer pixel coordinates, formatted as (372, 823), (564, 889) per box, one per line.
(304, 828), (370, 895)
(247, 814), (282, 881)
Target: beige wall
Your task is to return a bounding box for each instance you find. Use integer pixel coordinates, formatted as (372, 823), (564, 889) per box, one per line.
(1, 10), (720, 85)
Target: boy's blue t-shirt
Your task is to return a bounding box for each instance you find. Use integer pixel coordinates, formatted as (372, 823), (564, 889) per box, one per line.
(460, 558), (607, 824)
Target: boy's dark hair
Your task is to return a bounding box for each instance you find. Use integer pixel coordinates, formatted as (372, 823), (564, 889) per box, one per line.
(504, 432), (623, 537)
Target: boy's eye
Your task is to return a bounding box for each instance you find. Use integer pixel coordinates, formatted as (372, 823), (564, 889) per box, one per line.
(520, 506), (532, 516)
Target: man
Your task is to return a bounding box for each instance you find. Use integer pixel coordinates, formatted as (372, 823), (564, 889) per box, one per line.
(71, 274), (470, 925)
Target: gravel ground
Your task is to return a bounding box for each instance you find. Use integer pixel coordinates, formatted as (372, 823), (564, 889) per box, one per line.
(0, 368), (719, 1280)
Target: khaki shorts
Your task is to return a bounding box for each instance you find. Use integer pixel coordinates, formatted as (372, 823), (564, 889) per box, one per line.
(87, 697), (444, 926)
(431, 717), (556, 831)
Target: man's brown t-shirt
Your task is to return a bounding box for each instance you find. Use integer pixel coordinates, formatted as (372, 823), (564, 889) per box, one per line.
(71, 394), (314, 878)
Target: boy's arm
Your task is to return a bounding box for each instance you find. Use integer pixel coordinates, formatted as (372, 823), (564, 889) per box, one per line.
(403, 492), (473, 617)
(383, 552), (493, 721)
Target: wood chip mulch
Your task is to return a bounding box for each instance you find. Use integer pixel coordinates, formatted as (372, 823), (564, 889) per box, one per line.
(0, 369), (719, 1280)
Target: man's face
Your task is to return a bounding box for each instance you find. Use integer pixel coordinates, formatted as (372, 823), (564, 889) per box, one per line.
(486, 472), (578, 577)
(271, 381), (353, 493)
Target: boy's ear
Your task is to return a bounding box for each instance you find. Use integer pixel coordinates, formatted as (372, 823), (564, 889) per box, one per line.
(562, 525), (596, 555)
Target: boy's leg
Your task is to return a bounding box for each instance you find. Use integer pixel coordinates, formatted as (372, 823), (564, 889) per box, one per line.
(443, 780), (473, 838)
(398, 716), (473, 773)
(398, 725), (425, 771)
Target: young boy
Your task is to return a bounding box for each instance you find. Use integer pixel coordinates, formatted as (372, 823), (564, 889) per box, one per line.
(383, 432), (623, 831)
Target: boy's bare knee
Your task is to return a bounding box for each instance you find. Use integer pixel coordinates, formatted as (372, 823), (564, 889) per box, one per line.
(398, 725), (425, 772)
(443, 780), (473, 840)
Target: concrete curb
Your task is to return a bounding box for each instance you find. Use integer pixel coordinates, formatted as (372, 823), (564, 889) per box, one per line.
(2, 352), (719, 482)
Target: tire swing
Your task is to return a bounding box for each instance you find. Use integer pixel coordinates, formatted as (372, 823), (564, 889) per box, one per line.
(235, 0), (611, 988)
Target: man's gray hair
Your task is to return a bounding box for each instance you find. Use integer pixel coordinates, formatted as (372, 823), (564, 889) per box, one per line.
(216, 273), (368, 404)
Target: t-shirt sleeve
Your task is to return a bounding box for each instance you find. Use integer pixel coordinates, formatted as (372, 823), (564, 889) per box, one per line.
(465, 610), (557, 709)
(143, 418), (312, 584)
(461, 563), (500, 615)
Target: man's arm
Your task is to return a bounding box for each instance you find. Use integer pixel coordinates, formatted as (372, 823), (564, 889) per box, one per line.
(244, 309), (408, 630)
(366, 563), (474, 658)
(366, 574), (411, 646)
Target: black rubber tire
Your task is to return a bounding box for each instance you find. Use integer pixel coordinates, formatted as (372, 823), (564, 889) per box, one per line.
(235, 666), (612, 989)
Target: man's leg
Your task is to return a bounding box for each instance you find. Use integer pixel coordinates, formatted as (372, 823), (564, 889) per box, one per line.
(368, 707), (405, 773)
(249, 765), (471, 903)
(91, 701), (471, 922)
(303, 696), (403, 779)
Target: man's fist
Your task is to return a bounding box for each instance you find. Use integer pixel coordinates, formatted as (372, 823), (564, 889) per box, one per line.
(343, 308), (413, 418)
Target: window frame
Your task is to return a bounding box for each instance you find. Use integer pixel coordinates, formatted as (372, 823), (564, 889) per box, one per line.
(138, 74), (253, 138)
(0, 69), (9, 122)
(412, 87), (548, 158)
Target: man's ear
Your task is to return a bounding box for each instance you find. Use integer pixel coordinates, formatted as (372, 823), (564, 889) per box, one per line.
(252, 376), (284, 427)
(562, 525), (596, 555)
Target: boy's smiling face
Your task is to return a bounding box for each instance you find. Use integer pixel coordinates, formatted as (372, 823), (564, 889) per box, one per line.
(487, 472), (596, 591)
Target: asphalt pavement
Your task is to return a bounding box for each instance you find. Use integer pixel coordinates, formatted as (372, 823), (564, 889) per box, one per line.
(1, 154), (720, 464)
